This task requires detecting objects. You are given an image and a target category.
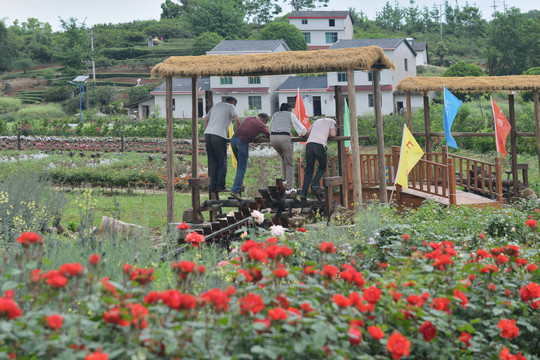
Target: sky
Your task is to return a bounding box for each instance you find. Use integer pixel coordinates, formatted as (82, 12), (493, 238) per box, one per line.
(1, 0), (538, 32)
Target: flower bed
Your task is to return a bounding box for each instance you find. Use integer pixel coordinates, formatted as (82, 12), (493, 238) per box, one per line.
(1, 210), (539, 359)
(0, 135), (206, 155)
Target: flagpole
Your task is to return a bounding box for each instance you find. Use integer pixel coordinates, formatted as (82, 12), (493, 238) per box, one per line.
(491, 96), (500, 156)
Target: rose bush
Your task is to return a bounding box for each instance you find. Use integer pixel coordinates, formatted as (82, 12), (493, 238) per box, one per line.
(0, 215), (539, 360)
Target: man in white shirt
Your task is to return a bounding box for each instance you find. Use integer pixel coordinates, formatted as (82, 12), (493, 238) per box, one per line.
(300, 118), (337, 201)
(203, 97), (239, 193)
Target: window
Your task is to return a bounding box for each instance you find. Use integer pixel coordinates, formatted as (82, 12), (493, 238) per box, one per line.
(368, 94), (374, 108)
(248, 76), (261, 84)
(287, 96), (296, 109)
(329, 19), (335, 27)
(248, 96), (262, 110)
(303, 32), (311, 44)
(220, 76), (232, 85)
(301, 19), (308, 24)
(325, 32), (338, 43)
(367, 71), (381, 82)
(337, 72), (347, 82)
(404, 58), (408, 71)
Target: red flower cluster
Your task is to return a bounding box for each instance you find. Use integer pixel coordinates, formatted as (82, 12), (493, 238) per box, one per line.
(363, 286), (382, 305)
(58, 263), (85, 277)
(46, 313), (63, 330)
(185, 231), (205, 248)
(497, 318), (520, 340)
(0, 290), (23, 319)
(386, 332), (411, 360)
(339, 264), (365, 288)
(425, 241), (457, 270)
(200, 287), (235, 312)
(160, 289), (197, 311)
(41, 270), (68, 288)
(172, 260), (205, 280)
(240, 238), (293, 264)
(104, 303), (150, 329)
(177, 222), (191, 230)
(500, 347), (527, 360)
(123, 264), (155, 286)
(85, 349), (108, 360)
(89, 254), (100, 265)
(418, 320), (437, 341)
(368, 325), (385, 340)
(16, 232), (43, 246)
(520, 282), (540, 309)
(238, 293), (265, 315)
(319, 242), (336, 253)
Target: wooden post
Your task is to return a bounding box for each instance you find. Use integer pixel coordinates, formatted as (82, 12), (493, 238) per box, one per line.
(372, 69), (387, 203)
(165, 76), (174, 223)
(191, 77), (202, 223)
(346, 68), (363, 207)
(205, 90), (213, 114)
(495, 157), (503, 205)
(448, 158), (456, 206)
(406, 90), (412, 131)
(534, 90), (540, 174)
(334, 86), (348, 208)
(508, 94), (518, 196)
(423, 92), (431, 153)
(392, 146), (402, 202)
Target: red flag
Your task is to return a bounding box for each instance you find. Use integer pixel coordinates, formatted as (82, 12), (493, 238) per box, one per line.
(294, 89), (310, 144)
(491, 97), (511, 158)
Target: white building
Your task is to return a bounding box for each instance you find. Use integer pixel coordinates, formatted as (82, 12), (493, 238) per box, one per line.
(288, 11), (354, 50)
(277, 38), (425, 116)
(205, 40), (291, 116)
(410, 39), (429, 67)
(150, 78), (210, 119)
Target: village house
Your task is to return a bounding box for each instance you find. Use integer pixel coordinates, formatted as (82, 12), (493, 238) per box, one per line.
(288, 10), (354, 50)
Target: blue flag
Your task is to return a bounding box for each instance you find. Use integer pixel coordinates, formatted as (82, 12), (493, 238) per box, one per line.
(443, 86), (462, 149)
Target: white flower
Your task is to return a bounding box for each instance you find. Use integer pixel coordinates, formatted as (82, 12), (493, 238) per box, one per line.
(368, 237), (375, 245)
(251, 210), (265, 224)
(271, 225), (285, 237)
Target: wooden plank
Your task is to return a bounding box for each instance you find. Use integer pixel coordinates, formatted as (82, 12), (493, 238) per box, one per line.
(373, 69), (387, 203)
(423, 93), (432, 153)
(347, 67), (363, 207)
(165, 76), (174, 223)
(509, 94), (518, 196)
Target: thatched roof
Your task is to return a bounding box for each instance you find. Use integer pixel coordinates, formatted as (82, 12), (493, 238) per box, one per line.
(396, 75), (540, 92)
(151, 46), (395, 78)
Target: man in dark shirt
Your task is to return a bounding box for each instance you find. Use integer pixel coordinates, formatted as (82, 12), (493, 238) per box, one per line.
(230, 113), (270, 200)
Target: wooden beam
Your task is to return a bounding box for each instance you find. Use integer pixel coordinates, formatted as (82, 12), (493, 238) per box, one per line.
(508, 94), (518, 196)
(165, 76), (174, 223)
(534, 90), (540, 175)
(191, 77), (202, 223)
(423, 93), (432, 153)
(334, 86), (348, 208)
(373, 70), (387, 203)
(346, 68), (363, 207)
(406, 90), (412, 131)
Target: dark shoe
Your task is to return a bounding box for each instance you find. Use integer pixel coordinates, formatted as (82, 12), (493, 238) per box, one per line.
(230, 192), (243, 200)
(300, 194), (307, 203)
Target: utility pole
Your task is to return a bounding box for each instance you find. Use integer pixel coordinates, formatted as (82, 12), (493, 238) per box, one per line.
(491, 0), (498, 15)
(439, 4), (443, 36)
(90, 28), (96, 81)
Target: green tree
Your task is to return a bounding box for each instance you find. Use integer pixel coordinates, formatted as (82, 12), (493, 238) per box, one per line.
(375, 1), (403, 31)
(185, 0), (248, 37)
(160, 0), (185, 19)
(443, 61), (485, 77)
(455, 6), (486, 54)
(53, 18), (89, 75)
(487, 8), (538, 75)
(435, 41), (448, 66)
(288, 0), (329, 11)
(192, 32), (223, 55)
(404, 0), (423, 33)
(128, 86), (153, 104)
(521, 67), (540, 102)
(260, 22), (306, 50)
(244, 0), (282, 25)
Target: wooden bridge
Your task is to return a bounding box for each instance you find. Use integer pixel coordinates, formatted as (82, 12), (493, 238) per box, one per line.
(298, 145), (504, 210)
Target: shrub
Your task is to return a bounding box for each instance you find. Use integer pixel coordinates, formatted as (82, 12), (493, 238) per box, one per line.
(0, 98), (22, 114)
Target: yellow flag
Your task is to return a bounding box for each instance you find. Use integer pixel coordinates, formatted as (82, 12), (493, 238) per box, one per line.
(395, 124), (424, 190)
(228, 124), (237, 170)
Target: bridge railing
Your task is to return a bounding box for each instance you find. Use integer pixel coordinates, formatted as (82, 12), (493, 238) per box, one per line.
(449, 154), (503, 203)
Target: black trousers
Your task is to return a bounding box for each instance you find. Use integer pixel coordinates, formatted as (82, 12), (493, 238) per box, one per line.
(205, 134), (228, 191)
(301, 142), (327, 197)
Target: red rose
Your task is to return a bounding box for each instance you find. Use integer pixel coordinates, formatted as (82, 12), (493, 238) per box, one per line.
(268, 307), (288, 321)
(185, 231), (205, 248)
(402, 233), (410, 241)
(497, 318), (519, 340)
(274, 268), (288, 278)
(527, 264), (537, 272)
(453, 289), (468, 308)
(321, 264), (339, 279)
(89, 254), (100, 265)
(386, 332), (411, 360)
(200, 288), (231, 312)
(253, 317), (270, 333)
(85, 349), (108, 360)
(458, 331), (472, 347)
(368, 325), (385, 340)
(239, 293), (265, 315)
(348, 325), (362, 345)
(46, 313), (63, 330)
(319, 242), (336, 253)
(300, 302), (314, 314)
(177, 222), (191, 230)
(363, 286), (382, 304)
(197, 265), (206, 274)
(296, 227), (306, 233)
(0, 296), (23, 319)
(58, 263), (85, 277)
(418, 320), (437, 342)
(333, 294), (352, 308)
(143, 291), (161, 304)
(16, 232), (43, 246)
(479, 232), (485, 239)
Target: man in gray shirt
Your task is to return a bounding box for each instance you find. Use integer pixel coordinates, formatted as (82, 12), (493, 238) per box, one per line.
(203, 97), (239, 193)
(300, 117), (337, 201)
(270, 103), (307, 194)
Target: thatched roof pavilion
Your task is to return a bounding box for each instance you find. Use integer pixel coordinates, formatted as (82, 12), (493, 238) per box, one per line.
(396, 75), (540, 92)
(396, 75), (540, 195)
(151, 46), (396, 223)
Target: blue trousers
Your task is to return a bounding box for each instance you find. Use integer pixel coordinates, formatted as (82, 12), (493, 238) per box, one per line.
(230, 135), (249, 193)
